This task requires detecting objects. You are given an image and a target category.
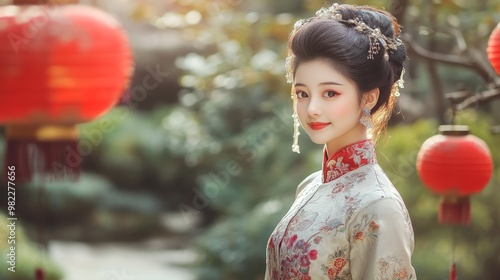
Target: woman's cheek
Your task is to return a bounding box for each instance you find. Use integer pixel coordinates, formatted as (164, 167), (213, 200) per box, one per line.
(332, 102), (353, 118)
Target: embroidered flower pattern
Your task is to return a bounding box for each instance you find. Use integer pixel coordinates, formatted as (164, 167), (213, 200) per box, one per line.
(353, 231), (365, 242)
(323, 140), (376, 183)
(331, 172), (370, 221)
(326, 157), (351, 181)
(289, 209), (318, 232)
(343, 194), (362, 219)
(378, 255), (415, 280)
(331, 181), (349, 195)
(265, 140), (415, 280)
(330, 172), (367, 198)
(279, 234), (318, 279)
(369, 220), (380, 232)
(351, 213), (380, 244)
(267, 238), (280, 279)
(321, 245), (351, 279)
(313, 235), (322, 244)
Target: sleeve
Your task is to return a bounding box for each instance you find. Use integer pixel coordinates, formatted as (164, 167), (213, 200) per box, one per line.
(348, 197), (416, 280)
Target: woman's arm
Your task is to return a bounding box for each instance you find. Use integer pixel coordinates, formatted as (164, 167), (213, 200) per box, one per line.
(348, 197), (416, 280)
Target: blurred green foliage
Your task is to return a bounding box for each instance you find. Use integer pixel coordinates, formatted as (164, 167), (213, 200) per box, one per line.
(0, 212), (63, 280)
(14, 172), (164, 242)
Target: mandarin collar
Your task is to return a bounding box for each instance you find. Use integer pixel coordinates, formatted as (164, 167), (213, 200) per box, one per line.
(322, 139), (377, 183)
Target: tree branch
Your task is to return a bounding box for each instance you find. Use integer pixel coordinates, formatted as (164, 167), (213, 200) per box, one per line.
(455, 87), (500, 111)
(402, 33), (494, 83)
(389, 0), (409, 27)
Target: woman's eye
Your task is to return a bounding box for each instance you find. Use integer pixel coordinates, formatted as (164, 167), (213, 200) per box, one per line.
(323, 91), (338, 98)
(296, 91), (308, 99)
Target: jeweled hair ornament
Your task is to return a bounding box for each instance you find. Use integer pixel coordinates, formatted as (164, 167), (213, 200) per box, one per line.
(286, 3), (403, 84)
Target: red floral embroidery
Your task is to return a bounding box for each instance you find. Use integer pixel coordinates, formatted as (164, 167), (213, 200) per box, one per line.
(313, 236), (322, 244)
(327, 267), (339, 278)
(289, 234), (298, 247)
(394, 268), (409, 279)
(323, 139), (377, 183)
(324, 257), (347, 279)
(331, 182), (346, 194)
(334, 258), (347, 270)
(378, 255), (413, 280)
(279, 234), (319, 279)
(353, 231), (364, 241)
(309, 250), (318, 260)
(369, 221), (380, 232)
(321, 245), (350, 279)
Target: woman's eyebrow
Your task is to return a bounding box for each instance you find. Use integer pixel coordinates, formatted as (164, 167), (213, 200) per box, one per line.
(319, 81), (343, 86)
(294, 81), (343, 87)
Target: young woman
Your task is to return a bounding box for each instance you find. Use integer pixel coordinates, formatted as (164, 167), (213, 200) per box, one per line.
(265, 3), (416, 280)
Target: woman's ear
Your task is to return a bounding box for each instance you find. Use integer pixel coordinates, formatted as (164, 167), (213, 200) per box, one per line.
(362, 88), (380, 110)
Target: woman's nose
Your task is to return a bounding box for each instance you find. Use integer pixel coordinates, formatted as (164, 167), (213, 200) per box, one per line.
(307, 97), (321, 117)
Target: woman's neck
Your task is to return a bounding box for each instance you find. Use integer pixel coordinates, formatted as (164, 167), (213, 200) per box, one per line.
(325, 125), (369, 157)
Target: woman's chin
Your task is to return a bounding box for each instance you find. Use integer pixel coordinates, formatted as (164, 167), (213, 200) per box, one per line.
(306, 135), (327, 145)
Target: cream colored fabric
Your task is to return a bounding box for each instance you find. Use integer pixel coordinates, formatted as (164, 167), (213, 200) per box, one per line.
(265, 142), (415, 280)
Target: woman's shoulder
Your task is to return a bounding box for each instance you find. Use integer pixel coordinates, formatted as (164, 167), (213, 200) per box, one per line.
(295, 170), (322, 197)
(351, 165), (404, 200)
(346, 165), (410, 220)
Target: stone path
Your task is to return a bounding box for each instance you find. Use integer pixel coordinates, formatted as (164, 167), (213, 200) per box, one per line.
(48, 239), (197, 280)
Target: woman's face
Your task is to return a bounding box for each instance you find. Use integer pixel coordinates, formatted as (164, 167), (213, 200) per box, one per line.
(294, 59), (368, 154)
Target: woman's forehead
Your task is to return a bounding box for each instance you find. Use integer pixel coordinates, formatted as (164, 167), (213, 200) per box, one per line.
(294, 59), (354, 87)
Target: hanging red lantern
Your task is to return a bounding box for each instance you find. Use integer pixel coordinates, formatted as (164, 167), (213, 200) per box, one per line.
(416, 125), (493, 225)
(487, 22), (500, 75)
(0, 1), (133, 182)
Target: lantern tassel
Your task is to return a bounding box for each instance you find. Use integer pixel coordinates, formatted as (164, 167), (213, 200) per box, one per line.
(4, 125), (80, 183)
(439, 195), (471, 225)
(449, 262), (457, 280)
(35, 267), (45, 280)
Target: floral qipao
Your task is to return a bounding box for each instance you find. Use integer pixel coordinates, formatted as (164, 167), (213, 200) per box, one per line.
(266, 140), (416, 279)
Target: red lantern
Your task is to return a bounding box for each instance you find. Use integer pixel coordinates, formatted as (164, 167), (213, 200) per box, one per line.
(487, 22), (500, 75)
(0, 1), (133, 182)
(416, 125), (493, 225)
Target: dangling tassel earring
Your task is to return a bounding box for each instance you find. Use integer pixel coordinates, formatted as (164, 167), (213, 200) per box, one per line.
(359, 107), (373, 129)
(394, 68), (406, 97)
(291, 93), (300, 153)
(292, 112), (300, 153)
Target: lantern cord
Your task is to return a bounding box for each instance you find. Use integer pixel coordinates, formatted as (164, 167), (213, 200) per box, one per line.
(36, 180), (47, 280)
(449, 226), (457, 280)
(450, 106), (456, 125)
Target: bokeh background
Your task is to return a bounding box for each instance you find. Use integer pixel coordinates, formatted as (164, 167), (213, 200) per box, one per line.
(0, 0), (500, 279)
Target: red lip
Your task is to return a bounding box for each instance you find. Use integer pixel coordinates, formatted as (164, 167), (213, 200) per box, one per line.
(308, 122), (331, 130)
